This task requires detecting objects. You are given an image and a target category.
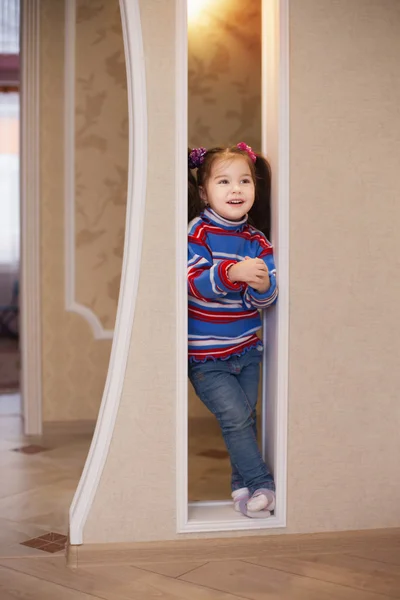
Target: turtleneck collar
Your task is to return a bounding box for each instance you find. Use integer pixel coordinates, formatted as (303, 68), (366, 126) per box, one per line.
(202, 207), (248, 231)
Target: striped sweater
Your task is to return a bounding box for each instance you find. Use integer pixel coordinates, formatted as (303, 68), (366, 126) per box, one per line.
(188, 208), (278, 362)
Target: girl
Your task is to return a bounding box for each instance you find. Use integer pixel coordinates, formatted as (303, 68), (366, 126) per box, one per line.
(188, 143), (278, 519)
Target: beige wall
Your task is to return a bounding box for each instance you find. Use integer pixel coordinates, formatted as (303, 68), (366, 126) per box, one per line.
(81, 0), (400, 543)
(287, 0), (400, 533)
(40, 0), (127, 422)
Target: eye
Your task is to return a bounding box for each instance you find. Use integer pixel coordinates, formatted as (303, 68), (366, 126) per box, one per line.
(218, 179), (229, 184)
(241, 178), (252, 184)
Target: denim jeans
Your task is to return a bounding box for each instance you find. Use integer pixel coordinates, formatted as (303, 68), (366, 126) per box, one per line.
(188, 347), (275, 495)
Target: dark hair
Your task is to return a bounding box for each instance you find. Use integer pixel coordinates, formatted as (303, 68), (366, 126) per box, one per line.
(188, 146), (271, 239)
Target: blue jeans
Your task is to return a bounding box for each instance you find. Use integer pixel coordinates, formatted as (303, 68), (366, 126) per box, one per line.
(188, 347), (275, 495)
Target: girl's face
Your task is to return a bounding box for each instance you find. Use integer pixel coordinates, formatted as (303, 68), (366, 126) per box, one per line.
(200, 156), (255, 221)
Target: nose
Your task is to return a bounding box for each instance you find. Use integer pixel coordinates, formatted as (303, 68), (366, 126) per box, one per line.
(232, 183), (241, 193)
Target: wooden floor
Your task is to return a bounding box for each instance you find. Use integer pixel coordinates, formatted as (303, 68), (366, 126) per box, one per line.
(1, 393), (400, 599)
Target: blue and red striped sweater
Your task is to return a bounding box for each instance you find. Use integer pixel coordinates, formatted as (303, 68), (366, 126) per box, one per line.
(188, 208), (278, 362)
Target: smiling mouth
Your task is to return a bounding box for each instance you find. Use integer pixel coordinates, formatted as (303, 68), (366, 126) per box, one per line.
(228, 200), (244, 205)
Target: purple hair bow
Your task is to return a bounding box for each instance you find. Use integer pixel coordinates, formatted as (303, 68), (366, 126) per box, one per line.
(189, 147), (207, 169)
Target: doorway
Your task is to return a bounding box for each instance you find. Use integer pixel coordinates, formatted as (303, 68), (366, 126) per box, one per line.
(187, 0), (264, 505)
(0, 0), (21, 423)
(178, 0), (290, 533)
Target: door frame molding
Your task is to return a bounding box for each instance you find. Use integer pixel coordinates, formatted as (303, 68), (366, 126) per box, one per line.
(176, 0), (290, 533)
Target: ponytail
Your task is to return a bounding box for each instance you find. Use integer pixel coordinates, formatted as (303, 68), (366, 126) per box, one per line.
(188, 149), (203, 223)
(248, 155), (271, 240)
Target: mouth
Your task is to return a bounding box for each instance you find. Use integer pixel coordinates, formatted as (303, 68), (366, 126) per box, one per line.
(227, 199), (244, 205)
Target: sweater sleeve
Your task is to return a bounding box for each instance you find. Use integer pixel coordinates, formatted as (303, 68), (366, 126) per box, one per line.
(242, 238), (279, 309)
(188, 237), (245, 301)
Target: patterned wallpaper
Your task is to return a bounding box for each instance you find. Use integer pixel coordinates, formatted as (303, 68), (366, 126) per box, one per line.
(188, 0), (262, 151)
(40, 0), (126, 422)
(75, 0), (128, 330)
(40, 0), (259, 421)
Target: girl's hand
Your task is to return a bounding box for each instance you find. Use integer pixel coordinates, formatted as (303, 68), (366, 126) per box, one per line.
(228, 257), (271, 293)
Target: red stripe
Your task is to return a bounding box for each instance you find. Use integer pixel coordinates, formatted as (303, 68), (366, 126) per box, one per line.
(189, 314), (257, 325)
(189, 306), (258, 322)
(187, 264), (215, 301)
(188, 276), (204, 301)
(218, 260), (243, 291)
(259, 246), (273, 257)
(189, 224), (209, 247)
(188, 265), (210, 279)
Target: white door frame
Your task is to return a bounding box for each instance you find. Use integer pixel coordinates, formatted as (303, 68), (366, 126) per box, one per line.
(176, 0), (290, 533)
(20, 0), (42, 436)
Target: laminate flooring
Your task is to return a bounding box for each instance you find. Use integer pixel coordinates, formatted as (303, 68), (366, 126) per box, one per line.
(1, 393), (400, 599)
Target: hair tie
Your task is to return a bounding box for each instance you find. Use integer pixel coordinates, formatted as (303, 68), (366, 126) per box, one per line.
(237, 142), (257, 163)
(189, 147), (207, 169)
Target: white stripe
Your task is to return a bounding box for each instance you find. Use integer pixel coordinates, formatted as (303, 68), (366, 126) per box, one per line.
(251, 287), (279, 307)
(243, 290), (252, 309)
(189, 336), (256, 348)
(203, 207), (247, 228)
(188, 255), (208, 267)
(188, 216), (202, 232)
(189, 296), (243, 309)
(212, 252), (246, 261)
(209, 264), (224, 295)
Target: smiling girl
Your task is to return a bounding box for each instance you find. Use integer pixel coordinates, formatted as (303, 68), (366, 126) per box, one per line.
(187, 143), (278, 518)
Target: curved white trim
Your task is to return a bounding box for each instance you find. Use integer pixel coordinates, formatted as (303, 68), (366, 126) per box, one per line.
(69, 0), (148, 545)
(64, 0), (113, 340)
(177, 0), (289, 533)
(20, 0), (42, 435)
